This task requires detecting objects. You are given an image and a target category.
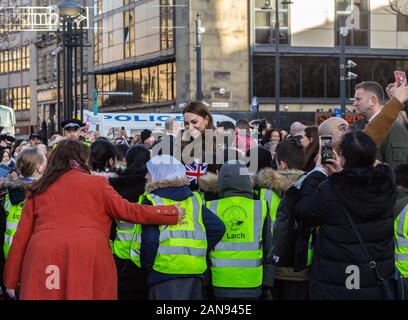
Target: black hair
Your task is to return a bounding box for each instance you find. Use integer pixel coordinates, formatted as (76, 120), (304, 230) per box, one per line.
(340, 131), (376, 169)
(90, 139), (117, 171)
(395, 164), (408, 188)
(125, 145), (151, 176)
(275, 138), (305, 170)
(217, 121), (235, 131)
(115, 144), (129, 162)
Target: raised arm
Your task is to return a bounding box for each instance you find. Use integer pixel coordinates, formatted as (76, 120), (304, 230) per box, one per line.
(363, 82), (408, 145)
(101, 180), (180, 225)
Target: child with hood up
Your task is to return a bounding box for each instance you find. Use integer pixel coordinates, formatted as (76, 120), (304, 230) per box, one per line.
(140, 155), (225, 300)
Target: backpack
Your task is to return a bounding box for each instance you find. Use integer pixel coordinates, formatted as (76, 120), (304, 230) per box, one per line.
(271, 173), (313, 272)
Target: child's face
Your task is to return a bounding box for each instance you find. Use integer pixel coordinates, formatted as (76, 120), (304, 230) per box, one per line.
(2, 152), (10, 163)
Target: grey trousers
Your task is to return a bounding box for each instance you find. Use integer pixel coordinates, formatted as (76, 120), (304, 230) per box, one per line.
(149, 278), (203, 300)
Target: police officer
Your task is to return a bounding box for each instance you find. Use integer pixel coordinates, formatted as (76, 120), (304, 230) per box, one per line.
(57, 119), (91, 147)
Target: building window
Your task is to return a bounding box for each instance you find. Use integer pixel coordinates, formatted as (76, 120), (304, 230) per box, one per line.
(253, 56), (408, 101)
(108, 31), (114, 47)
(95, 62), (176, 108)
(160, 0), (174, 50)
(124, 10), (135, 58)
(94, 21), (103, 65)
(397, 13), (408, 31)
(0, 86), (30, 111)
(254, 0), (289, 45)
(0, 46), (30, 75)
(94, 0), (102, 17)
(335, 0), (369, 47)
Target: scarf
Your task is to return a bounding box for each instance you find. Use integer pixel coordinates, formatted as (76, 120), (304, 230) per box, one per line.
(69, 160), (89, 174)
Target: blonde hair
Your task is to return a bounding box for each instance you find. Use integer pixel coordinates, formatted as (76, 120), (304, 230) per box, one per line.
(16, 147), (46, 178)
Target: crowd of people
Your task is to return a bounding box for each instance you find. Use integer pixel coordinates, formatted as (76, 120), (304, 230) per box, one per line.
(0, 79), (408, 300)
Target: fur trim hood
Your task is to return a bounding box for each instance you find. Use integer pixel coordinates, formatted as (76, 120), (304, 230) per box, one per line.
(198, 171), (218, 193)
(4, 177), (31, 190)
(198, 168), (305, 197)
(145, 176), (190, 193)
(252, 168), (304, 197)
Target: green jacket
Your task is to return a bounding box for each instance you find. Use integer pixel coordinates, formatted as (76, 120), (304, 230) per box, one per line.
(377, 121), (408, 170)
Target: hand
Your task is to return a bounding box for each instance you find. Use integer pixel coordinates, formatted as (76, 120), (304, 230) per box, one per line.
(187, 128), (201, 140)
(6, 288), (15, 299)
(8, 171), (18, 179)
(175, 205), (186, 222)
(386, 82), (396, 98)
(373, 159), (382, 167)
(323, 150), (342, 176)
(392, 79), (408, 104)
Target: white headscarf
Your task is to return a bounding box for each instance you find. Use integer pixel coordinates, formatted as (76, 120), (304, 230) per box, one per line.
(146, 155), (186, 183)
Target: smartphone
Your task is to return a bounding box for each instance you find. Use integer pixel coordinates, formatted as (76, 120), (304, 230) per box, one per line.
(394, 71), (406, 87)
(320, 136), (333, 164)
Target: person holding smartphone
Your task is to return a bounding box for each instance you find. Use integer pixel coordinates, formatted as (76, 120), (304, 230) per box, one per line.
(293, 131), (397, 300)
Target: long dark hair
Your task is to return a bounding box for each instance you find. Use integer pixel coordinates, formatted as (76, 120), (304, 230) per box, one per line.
(340, 131), (376, 169)
(90, 139), (117, 171)
(303, 126), (319, 169)
(30, 140), (90, 198)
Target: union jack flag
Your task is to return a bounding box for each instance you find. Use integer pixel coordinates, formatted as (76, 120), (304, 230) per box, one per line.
(185, 162), (208, 185)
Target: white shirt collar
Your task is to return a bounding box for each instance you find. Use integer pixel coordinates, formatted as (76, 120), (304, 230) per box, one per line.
(368, 108), (382, 122)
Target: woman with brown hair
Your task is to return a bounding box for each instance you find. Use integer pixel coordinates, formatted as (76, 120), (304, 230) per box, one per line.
(3, 139), (183, 300)
(181, 101), (217, 171)
(301, 126), (319, 172)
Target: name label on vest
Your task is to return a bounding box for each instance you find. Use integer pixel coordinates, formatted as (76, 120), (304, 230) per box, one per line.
(226, 232), (245, 240)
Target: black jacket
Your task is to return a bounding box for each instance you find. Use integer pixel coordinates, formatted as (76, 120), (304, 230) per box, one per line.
(293, 165), (397, 300)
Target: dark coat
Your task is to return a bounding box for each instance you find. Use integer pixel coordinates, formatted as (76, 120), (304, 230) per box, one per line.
(293, 165), (397, 300)
(108, 173), (149, 300)
(141, 183), (225, 286)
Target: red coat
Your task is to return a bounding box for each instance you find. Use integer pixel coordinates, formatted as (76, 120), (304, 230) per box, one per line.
(3, 169), (178, 300)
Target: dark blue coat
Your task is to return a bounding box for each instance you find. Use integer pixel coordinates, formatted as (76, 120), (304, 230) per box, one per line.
(140, 185), (225, 286)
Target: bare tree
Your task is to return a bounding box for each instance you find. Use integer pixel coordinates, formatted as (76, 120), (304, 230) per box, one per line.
(389, 0), (408, 16)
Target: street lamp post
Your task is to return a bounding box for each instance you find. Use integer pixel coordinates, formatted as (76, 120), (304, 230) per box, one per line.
(55, 0), (84, 122)
(263, 0), (292, 128)
(339, 15), (348, 119)
(195, 13), (205, 101)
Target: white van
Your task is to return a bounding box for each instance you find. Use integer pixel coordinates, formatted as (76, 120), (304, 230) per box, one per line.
(83, 110), (236, 138)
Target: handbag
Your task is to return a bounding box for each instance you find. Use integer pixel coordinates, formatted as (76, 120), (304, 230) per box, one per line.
(334, 184), (396, 300)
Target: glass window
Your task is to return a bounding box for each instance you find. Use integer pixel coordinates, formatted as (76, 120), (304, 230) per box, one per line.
(158, 64), (168, 102)
(132, 69), (141, 103)
(253, 56), (274, 97)
(150, 66), (158, 103)
(125, 71), (133, 105)
(397, 13), (408, 31)
(0, 52), (3, 74)
(160, 0), (174, 50)
(302, 57), (325, 98)
(335, 0), (369, 47)
(108, 31), (114, 47)
(254, 0), (290, 45)
(141, 67), (150, 103)
(172, 62), (176, 100)
(26, 87), (30, 110)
